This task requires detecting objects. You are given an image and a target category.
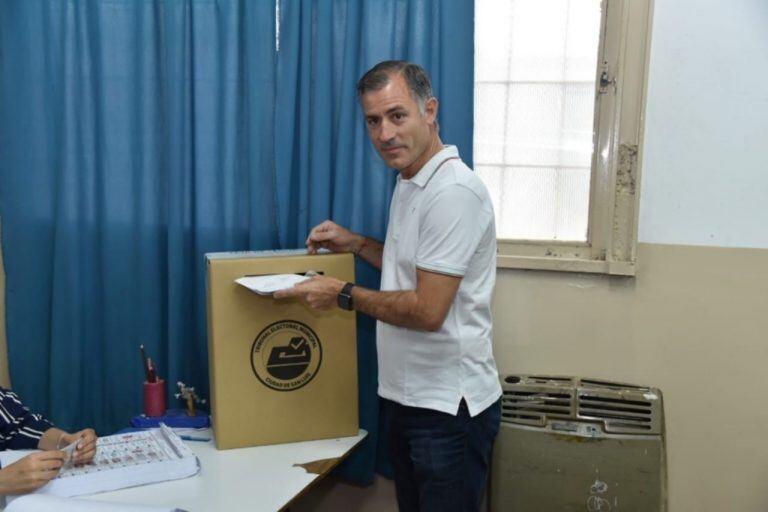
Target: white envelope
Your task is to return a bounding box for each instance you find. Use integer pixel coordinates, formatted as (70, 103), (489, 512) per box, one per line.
(235, 274), (311, 295)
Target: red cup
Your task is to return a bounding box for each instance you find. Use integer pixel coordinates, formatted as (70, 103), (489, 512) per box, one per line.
(143, 379), (167, 417)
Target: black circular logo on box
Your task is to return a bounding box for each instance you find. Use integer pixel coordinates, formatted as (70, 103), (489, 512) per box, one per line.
(251, 320), (322, 391)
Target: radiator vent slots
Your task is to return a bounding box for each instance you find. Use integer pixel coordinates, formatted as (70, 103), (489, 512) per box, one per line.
(501, 375), (662, 435)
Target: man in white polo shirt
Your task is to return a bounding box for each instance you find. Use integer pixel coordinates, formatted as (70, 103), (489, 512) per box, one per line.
(275, 60), (502, 512)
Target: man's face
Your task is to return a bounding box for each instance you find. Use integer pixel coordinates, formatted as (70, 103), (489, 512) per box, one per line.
(360, 74), (437, 177)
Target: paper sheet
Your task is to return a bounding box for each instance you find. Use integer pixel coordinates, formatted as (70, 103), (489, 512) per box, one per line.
(0, 425), (199, 500)
(59, 439), (79, 467)
(235, 274), (311, 295)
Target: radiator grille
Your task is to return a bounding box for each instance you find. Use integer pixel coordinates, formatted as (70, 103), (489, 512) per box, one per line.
(500, 375), (663, 434)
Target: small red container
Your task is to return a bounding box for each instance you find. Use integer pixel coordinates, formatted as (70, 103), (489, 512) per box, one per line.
(143, 379), (167, 417)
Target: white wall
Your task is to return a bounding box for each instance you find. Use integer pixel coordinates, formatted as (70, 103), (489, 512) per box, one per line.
(639, 0), (768, 249)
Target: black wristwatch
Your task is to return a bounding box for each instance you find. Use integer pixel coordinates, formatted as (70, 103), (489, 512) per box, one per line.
(337, 282), (355, 311)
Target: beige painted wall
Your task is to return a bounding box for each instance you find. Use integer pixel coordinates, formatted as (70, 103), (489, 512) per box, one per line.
(295, 242), (768, 511)
(493, 243), (768, 512)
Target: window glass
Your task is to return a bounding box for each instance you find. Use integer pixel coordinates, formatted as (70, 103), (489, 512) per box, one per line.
(474, 0), (602, 241)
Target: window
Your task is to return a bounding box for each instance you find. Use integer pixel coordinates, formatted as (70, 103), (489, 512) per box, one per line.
(474, 0), (653, 275)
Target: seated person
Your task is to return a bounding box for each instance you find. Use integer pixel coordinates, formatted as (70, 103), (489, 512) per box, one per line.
(0, 386), (97, 495)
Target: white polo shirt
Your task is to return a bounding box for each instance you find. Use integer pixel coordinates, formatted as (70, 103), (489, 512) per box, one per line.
(377, 145), (502, 417)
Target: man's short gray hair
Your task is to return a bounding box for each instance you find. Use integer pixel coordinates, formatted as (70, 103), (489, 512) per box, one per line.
(357, 60), (434, 113)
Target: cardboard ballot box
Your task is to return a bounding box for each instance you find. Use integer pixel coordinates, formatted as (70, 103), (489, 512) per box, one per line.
(206, 250), (359, 449)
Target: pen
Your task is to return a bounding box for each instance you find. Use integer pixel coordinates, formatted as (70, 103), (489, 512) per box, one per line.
(179, 435), (210, 442)
(147, 358), (157, 383)
(140, 345), (151, 381)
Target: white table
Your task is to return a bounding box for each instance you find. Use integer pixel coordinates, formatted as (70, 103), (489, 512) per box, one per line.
(81, 429), (368, 512)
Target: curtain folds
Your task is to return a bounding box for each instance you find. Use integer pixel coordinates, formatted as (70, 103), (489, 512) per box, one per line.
(0, 0), (473, 485)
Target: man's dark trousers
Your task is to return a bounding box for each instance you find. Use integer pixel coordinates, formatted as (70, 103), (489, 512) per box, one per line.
(384, 397), (502, 512)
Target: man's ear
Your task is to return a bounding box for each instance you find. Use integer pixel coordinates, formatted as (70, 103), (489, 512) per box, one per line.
(424, 97), (439, 126)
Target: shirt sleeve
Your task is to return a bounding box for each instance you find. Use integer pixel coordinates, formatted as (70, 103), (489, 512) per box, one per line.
(0, 387), (54, 450)
(415, 184), (493, 277)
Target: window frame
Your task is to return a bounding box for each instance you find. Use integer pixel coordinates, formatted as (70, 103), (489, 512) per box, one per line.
(484, 0), (654, 276)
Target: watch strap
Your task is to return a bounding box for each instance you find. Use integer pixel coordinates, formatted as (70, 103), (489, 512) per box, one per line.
(337, 282), (355, 310)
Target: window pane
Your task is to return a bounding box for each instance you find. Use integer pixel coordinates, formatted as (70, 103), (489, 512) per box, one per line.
(474, 83), (507, 164)
(474, 0), (601, 242)
(477, 165), (590, 241)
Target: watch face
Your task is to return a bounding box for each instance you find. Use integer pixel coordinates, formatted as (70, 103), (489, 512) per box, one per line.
(337, 284), (354, 310)
(338, 293), (353, 311)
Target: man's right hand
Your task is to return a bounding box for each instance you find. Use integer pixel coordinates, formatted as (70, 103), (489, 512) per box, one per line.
(306, 220), (363, 255)
(0, 450), (65, 495)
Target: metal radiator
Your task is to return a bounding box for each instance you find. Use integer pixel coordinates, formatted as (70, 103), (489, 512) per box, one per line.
(491, 375), (667, 511)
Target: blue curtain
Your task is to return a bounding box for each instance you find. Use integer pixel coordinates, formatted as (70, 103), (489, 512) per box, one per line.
(0, 0), (473, 485)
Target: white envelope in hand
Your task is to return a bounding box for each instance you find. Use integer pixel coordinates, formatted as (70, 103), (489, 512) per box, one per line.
(235, 274), (311, 295)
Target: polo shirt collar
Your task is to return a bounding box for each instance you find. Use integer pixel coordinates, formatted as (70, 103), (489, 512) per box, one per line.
(402, 145), (459, 188)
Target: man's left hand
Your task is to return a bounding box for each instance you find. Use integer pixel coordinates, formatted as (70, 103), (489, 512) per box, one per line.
(273, 276), (345, 311)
